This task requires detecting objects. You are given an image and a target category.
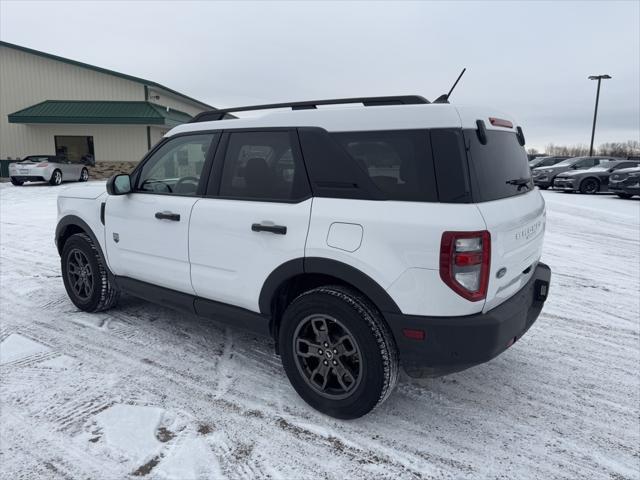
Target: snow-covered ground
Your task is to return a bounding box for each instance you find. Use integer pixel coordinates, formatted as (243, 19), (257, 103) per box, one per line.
(1, 182), (638, 480)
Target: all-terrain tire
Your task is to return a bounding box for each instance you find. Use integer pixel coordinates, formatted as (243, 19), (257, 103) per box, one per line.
(279, 285), (399, 419)
(61, 233), (119, 312)
(49, 169), (62, 186)
(10, 177), (23, 186)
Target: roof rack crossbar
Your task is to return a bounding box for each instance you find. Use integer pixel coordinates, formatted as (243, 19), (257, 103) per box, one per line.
(190, 95), (429, 123)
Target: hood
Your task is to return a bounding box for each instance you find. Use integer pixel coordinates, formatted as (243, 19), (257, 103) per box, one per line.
(58, 182), (106, 200)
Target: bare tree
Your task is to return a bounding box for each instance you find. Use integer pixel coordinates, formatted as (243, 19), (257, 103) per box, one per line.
(545, 140), (638, 157)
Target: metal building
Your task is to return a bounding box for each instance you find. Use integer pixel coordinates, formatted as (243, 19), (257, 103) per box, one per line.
(0, 41), (212, 166)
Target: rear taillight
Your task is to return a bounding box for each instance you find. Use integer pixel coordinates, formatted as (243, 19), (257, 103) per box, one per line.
(38, 162), (49, 167)
(440, 231), (491, 301)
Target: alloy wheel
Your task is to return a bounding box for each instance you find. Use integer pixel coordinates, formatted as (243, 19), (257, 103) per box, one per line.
(67, 248), (94, 301)
(54, 171), (62, 185)
(292, 314), (363, 399)
(583, 179), (598, 194)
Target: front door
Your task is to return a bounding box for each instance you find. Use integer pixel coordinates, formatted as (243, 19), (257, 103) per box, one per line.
(189, 130), (312, 313)
(105, 133), (217, 294)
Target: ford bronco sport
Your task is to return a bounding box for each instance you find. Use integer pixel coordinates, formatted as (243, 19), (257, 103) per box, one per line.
(56, 96), (551, 419)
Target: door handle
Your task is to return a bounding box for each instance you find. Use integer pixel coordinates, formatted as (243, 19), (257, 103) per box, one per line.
(155, 211), (180, 221)
(251, 223), (287, 235)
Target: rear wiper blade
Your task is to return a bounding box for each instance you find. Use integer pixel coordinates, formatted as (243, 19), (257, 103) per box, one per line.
(505, 178), (532, 191)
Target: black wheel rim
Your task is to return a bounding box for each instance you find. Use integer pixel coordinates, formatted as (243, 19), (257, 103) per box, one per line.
(67, 248), (94, 301)
(584, 180), (597, 193)
(292, 314), (362, 399)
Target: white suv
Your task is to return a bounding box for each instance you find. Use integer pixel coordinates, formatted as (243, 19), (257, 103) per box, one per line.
(55, 96), (551, 419)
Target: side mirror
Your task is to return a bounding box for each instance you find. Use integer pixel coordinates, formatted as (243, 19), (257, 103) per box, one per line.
(106, 174), (132, 195)
(571, 165), (579, 169)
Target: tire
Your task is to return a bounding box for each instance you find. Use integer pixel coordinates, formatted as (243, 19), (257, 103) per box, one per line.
(10, 177), (23, 186)
(49, 169), (62, 186)
(616, 193), (633, 199)
(538, 185), (549, 190)
(579, 177), (599, 194)
(279, 285), (399, 419)
(61, 233), (119, 312)
(79, 168), (89, 182)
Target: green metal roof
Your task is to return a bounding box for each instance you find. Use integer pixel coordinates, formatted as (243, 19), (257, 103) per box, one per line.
(8, 100), (193, 127)
(0, 40), (214, 110)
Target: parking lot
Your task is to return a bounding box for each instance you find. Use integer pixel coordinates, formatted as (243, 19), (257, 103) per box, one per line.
(1, 183), (638, 479)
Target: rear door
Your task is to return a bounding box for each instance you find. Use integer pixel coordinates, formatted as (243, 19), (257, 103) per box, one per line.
(105, 133), (217, 294)
(189, 129), (312, 313)
(464, 128), (546, 312)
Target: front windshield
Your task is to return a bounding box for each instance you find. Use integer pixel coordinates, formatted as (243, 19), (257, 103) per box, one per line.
(24, 156), (50, 162)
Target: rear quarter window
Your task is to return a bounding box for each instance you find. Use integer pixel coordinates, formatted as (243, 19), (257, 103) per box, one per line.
(331, 130), (437, 202)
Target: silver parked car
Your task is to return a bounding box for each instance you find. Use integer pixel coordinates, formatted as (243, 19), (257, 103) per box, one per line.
(553, 159), (640, 194)
(8, 155), (89, 186)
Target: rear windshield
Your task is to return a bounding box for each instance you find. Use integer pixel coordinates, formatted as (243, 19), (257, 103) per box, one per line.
(24, 156), (51, 162)
(464, 129), (533, 202)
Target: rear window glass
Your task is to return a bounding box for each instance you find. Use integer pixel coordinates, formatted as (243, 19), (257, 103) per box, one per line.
(464, 129), (532, 202)
(331, 130), (437, 202)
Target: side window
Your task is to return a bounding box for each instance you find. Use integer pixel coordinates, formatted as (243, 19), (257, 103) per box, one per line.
(331, 130), (437, 202)
(575, 158), (593, 168)
(137, 134), (215, 195)
(219, 131), (309, 201)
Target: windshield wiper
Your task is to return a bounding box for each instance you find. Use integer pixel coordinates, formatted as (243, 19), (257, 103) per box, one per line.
(505, 178), (532, 191)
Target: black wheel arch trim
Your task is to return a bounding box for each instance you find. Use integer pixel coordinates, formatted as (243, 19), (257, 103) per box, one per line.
(55, 215), (107, 266)
(259, 257), (401, 316)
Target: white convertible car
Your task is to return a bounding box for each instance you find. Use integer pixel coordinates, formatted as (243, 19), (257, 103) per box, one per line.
(9, 155), (89, 186)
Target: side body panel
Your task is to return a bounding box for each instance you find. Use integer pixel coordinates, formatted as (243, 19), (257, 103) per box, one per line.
(104, 194), (198, 294)
(306, 198), (488, 317)
(189, 198), (312, 313)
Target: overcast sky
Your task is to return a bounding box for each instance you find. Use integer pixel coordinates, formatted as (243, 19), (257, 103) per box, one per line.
(1, 1), (638, 151)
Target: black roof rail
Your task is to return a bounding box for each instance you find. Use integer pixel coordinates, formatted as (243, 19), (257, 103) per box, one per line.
(190, 95), (429, 123)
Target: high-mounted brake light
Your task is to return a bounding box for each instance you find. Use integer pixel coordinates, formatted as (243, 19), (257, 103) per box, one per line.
(489, 117), (513, 128)
(440, 231), (491, 301)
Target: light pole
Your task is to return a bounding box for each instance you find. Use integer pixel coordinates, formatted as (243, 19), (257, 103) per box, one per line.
(588, 74), (611, 157)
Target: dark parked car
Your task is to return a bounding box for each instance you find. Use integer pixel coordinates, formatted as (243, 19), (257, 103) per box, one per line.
(609, 166), (640, 198)
(529, 156), (570, 169)
(553, 159), (640, 194)
(531, 156), (617, 190)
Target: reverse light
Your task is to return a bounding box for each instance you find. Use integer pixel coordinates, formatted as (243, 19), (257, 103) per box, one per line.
(440, 231), (491, 301)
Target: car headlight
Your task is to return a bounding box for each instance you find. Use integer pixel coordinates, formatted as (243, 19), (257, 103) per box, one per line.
(628, 172), (640, 178)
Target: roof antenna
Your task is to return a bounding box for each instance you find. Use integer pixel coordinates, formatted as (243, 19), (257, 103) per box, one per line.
(434, 68), (466, 104)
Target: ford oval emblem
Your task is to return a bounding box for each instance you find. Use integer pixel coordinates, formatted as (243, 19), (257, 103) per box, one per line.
(496, 267), (507, 279)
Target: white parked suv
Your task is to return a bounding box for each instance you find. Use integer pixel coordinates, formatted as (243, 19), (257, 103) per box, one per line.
(55, 96), (551, 419)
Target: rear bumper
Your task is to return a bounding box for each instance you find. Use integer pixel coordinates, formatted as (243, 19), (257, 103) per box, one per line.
(10, 175), (47, 182)
(386, 262), (551, 377)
